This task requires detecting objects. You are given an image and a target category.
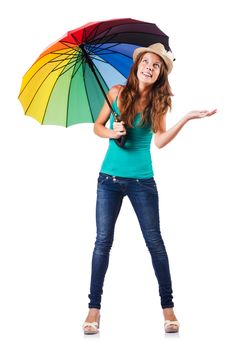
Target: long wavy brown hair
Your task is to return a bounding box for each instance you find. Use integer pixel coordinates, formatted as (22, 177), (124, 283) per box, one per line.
(119, 51), (173, 133)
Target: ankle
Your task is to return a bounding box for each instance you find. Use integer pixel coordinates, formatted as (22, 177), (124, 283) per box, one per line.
(88, 308), (100, 317)
(163, 308), (177, 320)
(89, 308), (100, 313)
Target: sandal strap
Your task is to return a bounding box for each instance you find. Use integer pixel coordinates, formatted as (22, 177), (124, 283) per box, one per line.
(164, 320), (180, 327)
(83, 321), (98, 330)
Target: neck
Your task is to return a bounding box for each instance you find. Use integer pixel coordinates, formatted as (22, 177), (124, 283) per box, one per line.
(138, 82), (151, 97)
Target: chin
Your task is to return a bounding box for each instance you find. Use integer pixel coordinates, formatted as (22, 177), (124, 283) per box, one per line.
(141, 79), (154, 86)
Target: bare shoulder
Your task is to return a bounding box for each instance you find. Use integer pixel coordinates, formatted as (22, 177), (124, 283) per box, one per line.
(108, 84), (125, 104)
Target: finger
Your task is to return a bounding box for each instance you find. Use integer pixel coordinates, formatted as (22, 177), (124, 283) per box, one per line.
(114, 125), (123, 131)
(113, 122), (120, 128)
(115, 128), (124, 133)
(115, 123), (125, 128)
(118, 125), (126, 130)
(206, 109), (217, 116)
(210, 109), (217, 114)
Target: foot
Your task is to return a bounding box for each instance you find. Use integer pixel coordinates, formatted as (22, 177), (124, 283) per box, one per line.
(163, 308), (179, 333)
(83, 308), (100, 334)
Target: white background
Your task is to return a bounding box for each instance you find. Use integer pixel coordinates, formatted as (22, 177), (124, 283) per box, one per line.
(1, 0), (232, 349)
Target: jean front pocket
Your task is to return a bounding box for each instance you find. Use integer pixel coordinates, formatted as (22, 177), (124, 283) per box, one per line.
(137, 178), (157, 193)
(97, 173), (109, 185)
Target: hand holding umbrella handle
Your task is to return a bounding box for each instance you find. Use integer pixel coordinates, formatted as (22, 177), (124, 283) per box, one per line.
(113, 113), (127, 148)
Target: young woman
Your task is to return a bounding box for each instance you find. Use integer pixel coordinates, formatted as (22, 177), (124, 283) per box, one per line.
(82, 43), (217, 334)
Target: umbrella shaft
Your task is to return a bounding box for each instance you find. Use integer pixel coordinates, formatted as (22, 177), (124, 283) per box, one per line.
(79, 44), (119, 121)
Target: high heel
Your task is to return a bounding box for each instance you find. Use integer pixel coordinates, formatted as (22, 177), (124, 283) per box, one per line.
(82, 315), (100, 335)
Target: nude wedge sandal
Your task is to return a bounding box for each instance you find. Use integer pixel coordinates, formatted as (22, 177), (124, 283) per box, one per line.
(83, 315), (101, 335)
(164, 320), (180, 333)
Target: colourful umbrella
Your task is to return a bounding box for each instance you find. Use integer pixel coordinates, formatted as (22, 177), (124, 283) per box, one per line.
(18, 18), (173, 146)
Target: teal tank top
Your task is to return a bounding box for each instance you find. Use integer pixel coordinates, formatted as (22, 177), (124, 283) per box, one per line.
(100, 97), (154, 179)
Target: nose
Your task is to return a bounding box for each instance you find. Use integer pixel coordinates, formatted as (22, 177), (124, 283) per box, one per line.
(146, 65), (153, 71)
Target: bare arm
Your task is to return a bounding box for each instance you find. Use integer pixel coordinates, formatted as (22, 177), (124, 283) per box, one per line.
(154, 109), (217, 149)
(93, 85), (126, 139)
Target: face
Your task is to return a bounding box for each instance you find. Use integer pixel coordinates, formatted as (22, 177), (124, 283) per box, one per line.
(136, 52), (162, 86)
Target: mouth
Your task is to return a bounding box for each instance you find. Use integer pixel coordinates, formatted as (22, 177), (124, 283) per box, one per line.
(142, 72), (152, 78)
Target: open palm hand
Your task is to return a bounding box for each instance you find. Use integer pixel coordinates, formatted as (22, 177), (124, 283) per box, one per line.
(185, 109), (217, 121)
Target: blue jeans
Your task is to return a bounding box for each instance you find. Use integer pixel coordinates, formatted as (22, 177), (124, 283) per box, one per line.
(88, 173), (174, 309)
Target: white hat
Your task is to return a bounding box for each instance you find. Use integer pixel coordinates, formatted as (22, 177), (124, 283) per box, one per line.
(133, 43), (174, 74)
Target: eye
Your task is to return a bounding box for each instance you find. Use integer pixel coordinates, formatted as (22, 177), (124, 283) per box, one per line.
(153, 63), (161, 68)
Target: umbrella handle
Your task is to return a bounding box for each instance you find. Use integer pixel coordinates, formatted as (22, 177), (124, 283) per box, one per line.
(114, 135), (127, 148)
(113, 113), (127, 148)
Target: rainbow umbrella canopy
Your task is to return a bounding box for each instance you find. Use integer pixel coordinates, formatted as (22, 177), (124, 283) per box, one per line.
(18, 18), (172, 128)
